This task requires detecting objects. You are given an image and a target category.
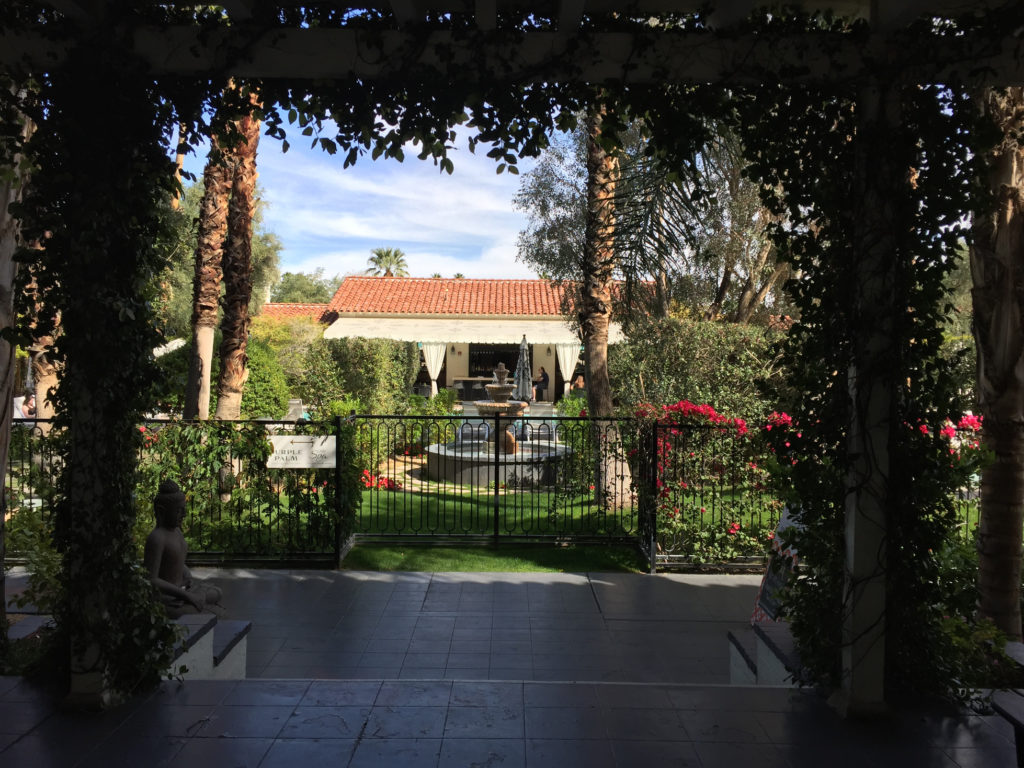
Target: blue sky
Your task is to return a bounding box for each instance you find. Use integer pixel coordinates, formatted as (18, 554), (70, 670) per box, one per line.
(181, 130), (540, 281)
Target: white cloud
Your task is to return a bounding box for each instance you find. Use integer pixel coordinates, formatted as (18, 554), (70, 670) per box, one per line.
(179, 123), (547, 281)
(242, 132), (540, 279)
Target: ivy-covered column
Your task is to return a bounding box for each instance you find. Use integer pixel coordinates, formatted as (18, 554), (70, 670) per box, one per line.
(838, 81), (903, 715)
(20, 23), (178, 705)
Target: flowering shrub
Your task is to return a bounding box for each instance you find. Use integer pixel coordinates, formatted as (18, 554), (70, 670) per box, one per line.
(361, 469), (402, 491)
(640, 399), (780, 564)
(137, 425), (158, 448)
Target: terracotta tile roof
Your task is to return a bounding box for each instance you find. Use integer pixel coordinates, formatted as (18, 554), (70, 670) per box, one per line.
(326, 277), (568, 317)
(261, 303), (336, 323)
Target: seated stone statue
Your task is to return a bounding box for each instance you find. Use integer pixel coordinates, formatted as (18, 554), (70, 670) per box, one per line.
(144, 480), (224, 618)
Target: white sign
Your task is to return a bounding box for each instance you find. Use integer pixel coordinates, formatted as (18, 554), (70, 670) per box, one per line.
(267, 435), (336, 469)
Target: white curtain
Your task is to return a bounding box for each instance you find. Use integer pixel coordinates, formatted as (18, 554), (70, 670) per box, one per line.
(555, 343), (580, 395)
(422, 342), (447, 397)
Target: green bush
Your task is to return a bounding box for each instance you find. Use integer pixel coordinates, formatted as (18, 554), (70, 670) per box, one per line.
(556, 391), (587, 417)
(241, 337), (290, 418)
(153, 335), (291, 418)
(300, 338), (348, 417)
(328, 337), (419, 414)
(609, 316), (783, 423)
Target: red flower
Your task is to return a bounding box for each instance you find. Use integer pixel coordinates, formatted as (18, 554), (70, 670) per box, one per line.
(958, 413), (982, 431)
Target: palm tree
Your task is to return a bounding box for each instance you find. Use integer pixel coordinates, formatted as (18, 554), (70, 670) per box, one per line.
(184, 141), (231, 420)
(580, 99), (619, 420)
(365, 247), (409, 277)
(453, 272), (465, 278)
(972, 85), (1024, 641)
(215, 98), (261, 419)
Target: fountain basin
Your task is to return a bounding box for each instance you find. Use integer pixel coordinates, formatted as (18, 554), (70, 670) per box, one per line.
(425, 439), (572, 487)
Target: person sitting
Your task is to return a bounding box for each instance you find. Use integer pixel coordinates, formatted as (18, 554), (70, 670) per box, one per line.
(22, 393), (35, 417)
(571, 374), (585, 391)
(532, 366), (549, 401)
(144, 479), (224, 618)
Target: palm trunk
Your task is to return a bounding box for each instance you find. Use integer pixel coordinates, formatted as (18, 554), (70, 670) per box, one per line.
(184, 144), (231, 420)
(971, 86), (1024, 640)
(580, 100), (632, 506)
(580, 100), (618, 420)
(215, 109), (260, 420)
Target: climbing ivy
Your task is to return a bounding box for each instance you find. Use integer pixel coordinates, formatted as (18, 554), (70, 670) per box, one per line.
(3, 3), (1024, 705)
(725, 14), (1000, 701)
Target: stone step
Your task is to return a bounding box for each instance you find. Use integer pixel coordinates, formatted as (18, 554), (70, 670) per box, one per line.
(172, 615), (250, 680)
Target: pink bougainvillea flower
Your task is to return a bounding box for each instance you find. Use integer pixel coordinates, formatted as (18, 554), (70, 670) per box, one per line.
(958, 413), (982, 431)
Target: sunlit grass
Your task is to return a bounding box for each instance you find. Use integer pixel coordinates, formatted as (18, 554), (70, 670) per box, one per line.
(340, 543), (646, 573)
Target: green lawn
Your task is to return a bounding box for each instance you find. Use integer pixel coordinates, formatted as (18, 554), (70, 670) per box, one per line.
(339, 542), (647, 573)
(358, 488), (639, 537)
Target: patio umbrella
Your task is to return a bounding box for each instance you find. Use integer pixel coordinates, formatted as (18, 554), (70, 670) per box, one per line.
(513, 334), (533, 401)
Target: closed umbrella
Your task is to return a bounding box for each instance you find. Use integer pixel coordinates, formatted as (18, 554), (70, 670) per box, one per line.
(513, 335), (533, 401)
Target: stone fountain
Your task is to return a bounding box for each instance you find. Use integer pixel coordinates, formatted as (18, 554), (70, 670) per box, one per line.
(424, 362), (569, 485)
(474, 362), (528, 453)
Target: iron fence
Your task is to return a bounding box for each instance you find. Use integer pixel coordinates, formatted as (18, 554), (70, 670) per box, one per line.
(352, 414), (637, 543)
(3, 414), (981, 570)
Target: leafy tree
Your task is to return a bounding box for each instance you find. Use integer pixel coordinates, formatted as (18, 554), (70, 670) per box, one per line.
(365, 247), (409, 277)
(517, 114), (790, 325)
(270, 268), (340, 303)
(155, 183), (281, 341)
(249, 314), (324, 395)
(514, 124), (586, 284)
(608, 316), (783, 423)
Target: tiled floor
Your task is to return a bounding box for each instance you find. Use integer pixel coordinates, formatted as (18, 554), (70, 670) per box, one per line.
(2, 569), (1017, 767)
(222, 570), (762, 683)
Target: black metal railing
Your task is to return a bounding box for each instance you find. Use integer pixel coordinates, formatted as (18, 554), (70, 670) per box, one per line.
(3, 415), (981, 570)
(352, 414), (637, 543)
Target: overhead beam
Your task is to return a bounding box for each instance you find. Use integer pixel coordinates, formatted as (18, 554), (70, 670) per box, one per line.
(219, 1), (254, 21)
(390, 0), (418, 26)
(40, 0), (92, 21)
(3, 25), (1023, 86)
(559, 0), (586, 31)
(475, 0), (497, 30)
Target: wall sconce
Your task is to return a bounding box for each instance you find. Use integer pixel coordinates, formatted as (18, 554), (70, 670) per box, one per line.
(546, 346), (552, 356)
(450, 344), (456, 352)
